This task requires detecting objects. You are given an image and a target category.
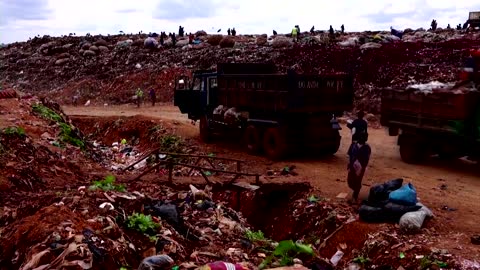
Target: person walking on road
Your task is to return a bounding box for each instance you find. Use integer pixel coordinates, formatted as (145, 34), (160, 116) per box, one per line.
(347, 111), (368, 142)
(149, 88), (156, 106)
(347, 132), (371, 204)
(136, 88), (144, 108)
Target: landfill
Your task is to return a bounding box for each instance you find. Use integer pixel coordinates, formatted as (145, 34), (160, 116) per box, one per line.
(2, 28), (480, 269)
(1, 29), (480, 113)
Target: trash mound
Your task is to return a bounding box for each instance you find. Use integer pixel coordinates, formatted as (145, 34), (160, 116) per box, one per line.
(1, 31), (479, 112)
(0, 97), (106, 197)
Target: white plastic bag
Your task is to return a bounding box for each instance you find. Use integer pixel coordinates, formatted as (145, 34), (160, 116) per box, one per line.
(399, 203), (433, 233)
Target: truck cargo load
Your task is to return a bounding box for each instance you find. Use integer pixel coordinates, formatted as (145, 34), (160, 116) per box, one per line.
(174, 63), (354, 159)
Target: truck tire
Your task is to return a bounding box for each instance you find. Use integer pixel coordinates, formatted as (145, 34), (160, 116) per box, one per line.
(325, 138), (341, 155)
(399, 135), (427, 164)
(244, 125), (262, 154)
(199, 115), (212, 142)
(263, 127), (288, 160)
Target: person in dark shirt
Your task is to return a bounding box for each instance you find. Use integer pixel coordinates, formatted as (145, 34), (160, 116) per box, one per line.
(347, 132), (371, 203)
(347, 111), (368, 142)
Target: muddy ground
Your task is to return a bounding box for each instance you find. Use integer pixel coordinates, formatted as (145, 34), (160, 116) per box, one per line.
(1, 98), (480, 270)
(65, 104), (480, 259)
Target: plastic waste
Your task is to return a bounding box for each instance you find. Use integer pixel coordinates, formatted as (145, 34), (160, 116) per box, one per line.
(197, 261), (249, 270)
(399, 203), (433, 233)
(368, 178), (403, 206)
(389, 183), (417, 206)
(359, 205), (385, 223)
(330, 250), (344, 266)
(138, 255), (174, 270)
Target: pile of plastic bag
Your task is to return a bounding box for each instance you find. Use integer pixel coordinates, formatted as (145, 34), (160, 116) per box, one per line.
(359, 178), (433, 233)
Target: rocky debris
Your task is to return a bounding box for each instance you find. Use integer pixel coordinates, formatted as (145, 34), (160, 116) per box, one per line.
(207, 35), (223, 46)
(1, 30), (479, 113)
(195, 30), (207, 37)
(360, 42), (382, 50)
(83, 49), (96, 57)
(219, 36), (236, 48)
(272, 36), (293, 48)
(256, 36), (268, 46)
(55, 58), (69, 65)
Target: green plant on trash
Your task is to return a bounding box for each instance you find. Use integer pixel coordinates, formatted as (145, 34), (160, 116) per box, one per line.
(420, 256), (448, 269)
(32, 104), (63, 122)
(126, 213), (160, 240)
(259, 240), (314, 269)
(58, 123), (85, 148)
(2, 126), (26, 137)
(89, 175), (126, 192)
(353, 256), (371, 266)
(245, 229), (266, 242)
(160, 134), (184, 153)
(32, 103), (86, 148)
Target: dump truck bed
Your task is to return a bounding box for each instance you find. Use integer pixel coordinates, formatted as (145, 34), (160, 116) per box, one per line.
(217, 73), (354, 114)
(381, 88), (480, 133)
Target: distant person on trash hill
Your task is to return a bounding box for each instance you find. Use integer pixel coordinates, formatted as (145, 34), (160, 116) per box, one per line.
(231, 28), (236, 36)
(149, 89), (156, 106)
(341, 24), (345, 34)
(291, 26), (298, 42)
(329, 25), (334, 36)
(347, 111), (368, 143)
(227, 28), (231, 36)
(273, 30), (278, 36)
(136, 88), (144, 108)
(310, 26), (315, 34)
(347, 132), (371, 204)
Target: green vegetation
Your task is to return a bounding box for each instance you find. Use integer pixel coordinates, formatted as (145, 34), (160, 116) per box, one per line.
(32, 104), (63, 122)
(58, 123), (85, 148)
(89, 175), (126, 192)
(160, 134), (184, 153)
(353, 256), (371, 266)
(2, 126), (26, 137)
(245, 230), (266, 242)
(126, 213), (160, 240)
(31, 103), (85, 148)
(420, 256), (448, 269)
(259, 240), (314, 269)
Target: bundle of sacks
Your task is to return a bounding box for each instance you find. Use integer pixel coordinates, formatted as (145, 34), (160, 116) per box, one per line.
(359, 178), (433, 233)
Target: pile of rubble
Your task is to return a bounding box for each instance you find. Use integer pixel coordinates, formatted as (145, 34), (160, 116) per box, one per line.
(1, 29), (479, 112)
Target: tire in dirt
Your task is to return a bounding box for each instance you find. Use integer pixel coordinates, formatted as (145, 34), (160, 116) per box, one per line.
(263, 127), (288, 160)
(199, 116), (212, 142)
(399, 135), (427, 164)
(244, 125), (262, 154)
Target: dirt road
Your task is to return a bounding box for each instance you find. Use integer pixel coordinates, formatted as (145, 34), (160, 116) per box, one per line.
(65, 104), (480, 256)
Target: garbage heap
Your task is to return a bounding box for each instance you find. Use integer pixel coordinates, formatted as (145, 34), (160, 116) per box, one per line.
(1, 29), (480, 113)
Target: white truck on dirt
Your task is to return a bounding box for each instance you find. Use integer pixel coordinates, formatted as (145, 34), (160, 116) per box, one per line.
(380, 51), (480, 164)
(174, 63), (354, 160)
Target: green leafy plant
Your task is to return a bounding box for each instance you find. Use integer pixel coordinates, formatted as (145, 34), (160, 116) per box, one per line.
(58, 123), (85, 148)
(259, 240), (314, 269)
(2, 126), (26, 137)
(126, 213), (160, 236)
(160, 134), (185, 153)
(307, 195), (320, 203)
(32, 104), (63, 122)
(245, 230), (266, 242)
(89, 175), (126, 192)
(353, 256), (371, 266)
(420, 256), (448, 270)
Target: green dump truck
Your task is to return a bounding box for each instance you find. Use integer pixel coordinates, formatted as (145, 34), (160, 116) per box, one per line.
(174, 63), (354, 159)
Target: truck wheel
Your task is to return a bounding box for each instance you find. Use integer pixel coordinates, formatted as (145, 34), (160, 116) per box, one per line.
(263, 127), (288, 160)
(399, 139), (426, 164)
(325, 138), (341, 155)
(244, 125), (262, 154)
(199, 116), (212, 142)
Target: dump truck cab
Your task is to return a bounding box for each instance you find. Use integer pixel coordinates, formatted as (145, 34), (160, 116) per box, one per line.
(174, 70), (218, 121)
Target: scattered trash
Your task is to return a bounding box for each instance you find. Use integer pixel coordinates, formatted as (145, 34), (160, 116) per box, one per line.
(329, 250), (344, 266)
(138, 255), (174, 270)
